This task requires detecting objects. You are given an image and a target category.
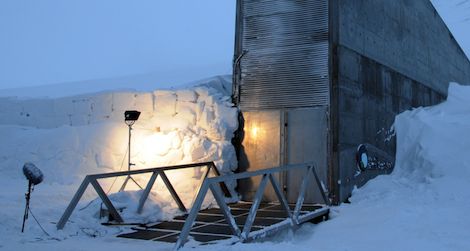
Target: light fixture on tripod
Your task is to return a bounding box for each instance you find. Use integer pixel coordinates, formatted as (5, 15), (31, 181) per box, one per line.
(119, 110), (143, 191)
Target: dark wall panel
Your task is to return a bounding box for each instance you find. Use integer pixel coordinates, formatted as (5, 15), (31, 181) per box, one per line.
(335, 46), (445, 201)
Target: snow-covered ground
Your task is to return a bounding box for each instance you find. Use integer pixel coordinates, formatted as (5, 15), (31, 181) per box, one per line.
(0, 76), (239, 250)
(1, 1), (470, 249)
(2, 79), (470, 250)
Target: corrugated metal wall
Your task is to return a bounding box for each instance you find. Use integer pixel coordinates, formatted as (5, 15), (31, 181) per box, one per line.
(235, 0), (330, 110)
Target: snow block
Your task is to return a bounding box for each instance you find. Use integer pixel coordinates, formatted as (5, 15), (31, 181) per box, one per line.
(134, 92), (154, 113)
(154, 90), (176, 115)
(21, 98), (54, 120)
(176, 89), (197, 103)
(89, 93), (114, 117)
(112, 92), (137, 113)
(0, 98), (23, 125)
(176, 102), (197, 125)
(71, 96), (92, 115)
(53, 97), (75, 116)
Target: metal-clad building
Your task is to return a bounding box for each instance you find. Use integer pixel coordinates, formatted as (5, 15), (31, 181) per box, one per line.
(233, 0), (470, 204)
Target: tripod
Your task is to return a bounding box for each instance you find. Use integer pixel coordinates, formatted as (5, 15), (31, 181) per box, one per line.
(119, 123), (143, 191)
(22, 181), (33, 232)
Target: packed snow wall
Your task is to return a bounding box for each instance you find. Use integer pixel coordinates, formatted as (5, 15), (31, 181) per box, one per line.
(0, 76), (238, 204)
(331, 0), (470, 202)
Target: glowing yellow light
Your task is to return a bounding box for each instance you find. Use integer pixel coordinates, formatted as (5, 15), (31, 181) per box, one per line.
(139, 132), (175, 164)
(251, 126), (259, 139)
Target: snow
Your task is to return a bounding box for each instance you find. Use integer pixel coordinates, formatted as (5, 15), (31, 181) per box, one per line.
(190, 84), (470, 251)
(1, 0), (469, 249)
(0, 75), (238, 250)
(3, 80), (470, 250)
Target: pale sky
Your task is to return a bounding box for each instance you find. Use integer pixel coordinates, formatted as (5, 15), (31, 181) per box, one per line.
(431, 0), (470, 58)
(0, 0), (236, 89)
(0, 0), (468, 91)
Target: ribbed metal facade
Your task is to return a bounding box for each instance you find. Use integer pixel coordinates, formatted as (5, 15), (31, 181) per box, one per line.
(235, 0), (330, 110)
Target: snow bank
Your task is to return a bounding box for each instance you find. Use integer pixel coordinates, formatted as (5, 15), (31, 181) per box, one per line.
(284, 82), (470, 251)
(394, 82), (470, 183)
(0, 75), (238, 249)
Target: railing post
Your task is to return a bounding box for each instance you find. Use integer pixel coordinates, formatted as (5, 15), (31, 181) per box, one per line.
(159, 171), (187, 213)
(57, 177), (91, 229)
(293, 165), (313, 223)
(189, 164), (211, 209)
(268, 173), (293, 219)
(174, 180), (210, 250)
(210, 182), (241, 238)
(241, 174), (269, 240)
(90, 179), (123, 223)
(311, 166), (330, 206)
(137, 171), (159, 214)
(209, 163), (231, 197)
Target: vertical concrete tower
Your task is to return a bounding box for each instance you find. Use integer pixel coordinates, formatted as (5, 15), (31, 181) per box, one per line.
(233, 0), (470, 204)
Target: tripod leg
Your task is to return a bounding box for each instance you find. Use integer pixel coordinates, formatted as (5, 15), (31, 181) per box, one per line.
(119, 176), (130, 192)
(129, 176), (143, 190)
(21, 204), (28, 232)
(22, 182), (32, 233)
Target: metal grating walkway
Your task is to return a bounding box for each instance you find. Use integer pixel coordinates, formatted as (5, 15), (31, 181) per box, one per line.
(117, 201), (329, 244)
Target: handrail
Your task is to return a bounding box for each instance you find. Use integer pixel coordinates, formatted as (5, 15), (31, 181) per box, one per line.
(56, 161), (230, 230)
(174, 162), (330, 250)
(87, 161), (215, 179)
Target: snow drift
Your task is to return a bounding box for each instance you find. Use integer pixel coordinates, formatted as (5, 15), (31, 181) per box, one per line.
(394, 82), (470, 184)
(277, 83), (470, 251)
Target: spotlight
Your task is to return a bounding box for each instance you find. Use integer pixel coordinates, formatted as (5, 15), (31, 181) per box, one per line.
(120, 110), (143, 191)
(124, 110), (141, 126)
(22, 162), (43, 233)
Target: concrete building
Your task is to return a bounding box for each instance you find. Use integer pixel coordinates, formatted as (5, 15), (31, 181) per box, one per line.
(232, 0), (470, 204)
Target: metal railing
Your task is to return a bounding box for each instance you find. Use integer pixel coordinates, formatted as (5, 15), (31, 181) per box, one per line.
(174, 162), (329, 250)
(56, 162), (229, 230)
(56, 161), (329, 250)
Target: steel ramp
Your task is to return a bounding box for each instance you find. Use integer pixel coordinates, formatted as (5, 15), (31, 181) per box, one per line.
(118, 201), (329, 245)
(119, 163), (330, 250)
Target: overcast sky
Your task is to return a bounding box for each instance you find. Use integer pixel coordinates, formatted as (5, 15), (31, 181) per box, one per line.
(0, 0), (468, 91)
(0, 0), (236, 90)
(431, 0), (470, 57)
